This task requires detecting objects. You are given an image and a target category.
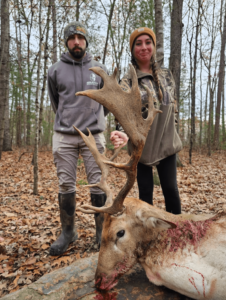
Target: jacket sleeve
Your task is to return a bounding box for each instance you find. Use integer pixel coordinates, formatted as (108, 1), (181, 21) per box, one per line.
(47, 69), (59, 114)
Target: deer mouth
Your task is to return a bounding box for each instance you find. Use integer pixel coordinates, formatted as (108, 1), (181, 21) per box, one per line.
(95, 273), (119, 291)
(95, 261), (133, 291)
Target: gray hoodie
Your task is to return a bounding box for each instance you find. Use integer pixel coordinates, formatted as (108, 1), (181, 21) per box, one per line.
(48, 52), (108, 135)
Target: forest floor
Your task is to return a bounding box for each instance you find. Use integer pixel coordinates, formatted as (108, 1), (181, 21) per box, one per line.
(0, 147), (226, 297)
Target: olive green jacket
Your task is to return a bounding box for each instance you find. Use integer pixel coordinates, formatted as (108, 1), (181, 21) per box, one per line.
(119, 67), (183, 166)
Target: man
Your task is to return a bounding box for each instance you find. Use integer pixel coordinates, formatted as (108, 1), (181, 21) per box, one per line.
(48, 21), (108, 256)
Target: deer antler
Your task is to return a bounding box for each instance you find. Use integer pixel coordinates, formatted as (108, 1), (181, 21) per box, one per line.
(74, 64), (161, 215)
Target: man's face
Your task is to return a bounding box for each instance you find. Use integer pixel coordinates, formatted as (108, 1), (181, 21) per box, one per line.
(67, 34), (86, 60)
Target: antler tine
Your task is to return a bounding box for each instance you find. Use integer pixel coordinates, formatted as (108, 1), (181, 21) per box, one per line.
(142, 84), (162, 121)
(74, 65), (161, 215)
(77, 207), (97, 214)
(73, 125), (137, 215)
(73, 126), (128, 215)
(76, 64), (158, 147)
(73, 126), (113, 209)
(78, 143), (144, 216)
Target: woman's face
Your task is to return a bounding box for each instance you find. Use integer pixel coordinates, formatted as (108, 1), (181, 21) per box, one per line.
(133, 34), (154, 65)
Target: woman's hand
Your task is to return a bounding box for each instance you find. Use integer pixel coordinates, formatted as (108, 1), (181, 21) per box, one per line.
(110, 131), (128, 149)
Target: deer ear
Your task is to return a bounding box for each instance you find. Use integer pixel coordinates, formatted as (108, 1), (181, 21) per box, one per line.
(146, 217), (176, 230)
(136, 209), (176, 230)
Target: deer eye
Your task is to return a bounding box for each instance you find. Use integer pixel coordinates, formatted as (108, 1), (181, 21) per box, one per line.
(117, 230), (125, 238)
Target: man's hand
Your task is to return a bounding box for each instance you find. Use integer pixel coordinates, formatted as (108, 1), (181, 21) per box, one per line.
(110, 131), (128, 149)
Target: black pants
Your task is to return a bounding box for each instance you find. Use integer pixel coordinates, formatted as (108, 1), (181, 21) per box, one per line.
(137, 154), (181, 214)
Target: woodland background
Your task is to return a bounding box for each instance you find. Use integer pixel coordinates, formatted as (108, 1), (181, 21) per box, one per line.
(1, 0), (226, 297)
(1, 0), (226, 164)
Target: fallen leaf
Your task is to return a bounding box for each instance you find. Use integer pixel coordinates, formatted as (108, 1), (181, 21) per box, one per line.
(4, 212), (16, 217)
(0, 245), (6, 254)
(51, 256), (71, 267)
(76, 252), (81, 260)
(0, 255), (9, 262)
(0, 282), (7, 291)
(22, 219), (31, 226)
(41, 243), (49, 250)
(23, 257), (37, 266)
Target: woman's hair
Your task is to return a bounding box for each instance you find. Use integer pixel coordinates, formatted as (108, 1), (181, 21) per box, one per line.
(131, 36), (163, 103)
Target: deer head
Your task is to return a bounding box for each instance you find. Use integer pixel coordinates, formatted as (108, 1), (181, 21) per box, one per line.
(73, 64), (163, 288)
(74, 65), (226, 300)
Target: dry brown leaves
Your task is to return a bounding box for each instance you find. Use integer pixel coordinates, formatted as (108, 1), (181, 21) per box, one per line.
(0, 147), (226, 297)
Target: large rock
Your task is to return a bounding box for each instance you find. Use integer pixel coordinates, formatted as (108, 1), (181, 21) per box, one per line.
(1, 253), (191, 300)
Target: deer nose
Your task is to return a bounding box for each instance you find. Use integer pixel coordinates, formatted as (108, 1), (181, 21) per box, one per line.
(95, 275), (109, 290)
(95, 273), (118, 291)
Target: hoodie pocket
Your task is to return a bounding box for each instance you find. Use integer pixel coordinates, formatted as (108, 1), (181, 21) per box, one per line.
(60, 107), (98, 131)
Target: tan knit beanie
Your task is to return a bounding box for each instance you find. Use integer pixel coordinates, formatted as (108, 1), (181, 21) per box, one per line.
(130, 27), (156, 52)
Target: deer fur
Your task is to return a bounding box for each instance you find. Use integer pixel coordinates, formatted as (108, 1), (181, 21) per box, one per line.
(95, 197), (226, 300)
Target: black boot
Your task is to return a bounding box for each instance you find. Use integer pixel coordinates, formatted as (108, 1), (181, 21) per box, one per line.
(91, 193), (106, 246)
(49, 192), (78, 256)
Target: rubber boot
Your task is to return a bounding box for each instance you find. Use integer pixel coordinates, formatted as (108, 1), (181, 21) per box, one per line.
(49, 192), (78, 256)
(91, 193), (106, 246)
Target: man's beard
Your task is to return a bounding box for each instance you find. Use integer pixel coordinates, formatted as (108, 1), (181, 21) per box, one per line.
(68, 46), (86, 59)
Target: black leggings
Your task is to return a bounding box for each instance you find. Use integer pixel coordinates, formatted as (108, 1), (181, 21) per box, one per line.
(137, 154), (181, 214)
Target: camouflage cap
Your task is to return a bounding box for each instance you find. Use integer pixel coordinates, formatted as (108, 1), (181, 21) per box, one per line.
(64, 21), (89, 48)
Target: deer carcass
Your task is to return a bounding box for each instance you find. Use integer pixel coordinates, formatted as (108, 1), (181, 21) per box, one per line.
(74, 65), (226, 300)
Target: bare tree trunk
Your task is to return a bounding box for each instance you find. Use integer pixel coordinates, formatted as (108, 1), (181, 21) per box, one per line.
(222, 65), (225, 142)
(154, 0), (164, 66)
(14, 0), (26, 146)
(206, 1), (217, 156)
(208, 81), (215, 156)
(10, 70), (15, 145)
(189, 0), (201, 164)
(0, 0), (10, 159)
(219, 0), (224, 146)
(207, 74), (218, 155)
(50, 0), (57, 63)
(169, 0), (184, 167)
(169, 0), (184, 131)
(214, 3), (226, 149)
(25, 0), (34, 146)
(199, 56), (203, 147)
(48, 103), (53, 147)
(2, 1), (11, 151)
(102, 0), (116, 65)
(33, 0), (42, 195)
(16, 88), (22, 147)
(188, 38), (193, 159)
(3, 75), (12, 151)
(204, 80), (209, 144)
(76, 0), (80, 21)
(38, 3), (51, 146)
(49, 0), (57, 147)
(187, 82), (191, 142)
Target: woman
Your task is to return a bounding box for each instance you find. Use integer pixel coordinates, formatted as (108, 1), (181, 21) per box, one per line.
(110, 27), (183, 214)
